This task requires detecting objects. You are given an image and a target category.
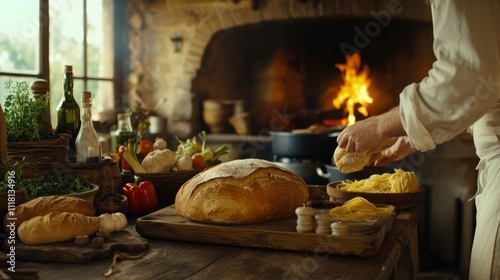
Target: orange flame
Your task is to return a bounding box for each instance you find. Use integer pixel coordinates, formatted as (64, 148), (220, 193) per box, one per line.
(332, 52), (373, 126)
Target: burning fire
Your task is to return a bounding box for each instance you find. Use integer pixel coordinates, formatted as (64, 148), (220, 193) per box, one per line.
(332, 52), (373, 126)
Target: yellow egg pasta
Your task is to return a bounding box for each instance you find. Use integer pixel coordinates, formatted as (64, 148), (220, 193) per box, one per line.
(336, 169), (420, 193)
(329, 197), (393, 221)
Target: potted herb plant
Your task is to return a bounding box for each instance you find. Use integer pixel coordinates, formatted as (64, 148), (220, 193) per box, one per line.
(3, 80), (70, 178)
(0, 93), (28, 219)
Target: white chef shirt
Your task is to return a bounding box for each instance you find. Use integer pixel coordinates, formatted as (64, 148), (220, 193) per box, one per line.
(399, 0), (500, 153)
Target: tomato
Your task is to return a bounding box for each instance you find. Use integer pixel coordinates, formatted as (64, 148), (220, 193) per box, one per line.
(192, 153), (207, 170)
(138, 140), (155, 156)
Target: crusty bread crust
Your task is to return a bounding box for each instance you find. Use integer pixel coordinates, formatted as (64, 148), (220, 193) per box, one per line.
(333, 140), (395, 174)
(333, 147), (371, 174)
(175, 159), (309, 224)
(4, 195), (96, 232)
(18, 212), (100, 245)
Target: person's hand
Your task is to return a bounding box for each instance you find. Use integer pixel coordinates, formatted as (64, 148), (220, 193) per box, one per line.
(337, 107), (406, 153)
(374, 136), (415, 166)
(337, 116), (386, 153)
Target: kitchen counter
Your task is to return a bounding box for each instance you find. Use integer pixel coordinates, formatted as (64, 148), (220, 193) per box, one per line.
(10, 205), (419, 280)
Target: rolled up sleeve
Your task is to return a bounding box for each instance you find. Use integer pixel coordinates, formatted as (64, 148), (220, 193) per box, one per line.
(399, 0), (500, 152)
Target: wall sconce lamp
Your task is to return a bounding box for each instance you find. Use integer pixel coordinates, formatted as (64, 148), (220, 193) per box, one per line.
(171, 33), (183, 53)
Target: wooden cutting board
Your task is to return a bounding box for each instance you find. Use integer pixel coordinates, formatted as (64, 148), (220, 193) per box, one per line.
(4, 229), (149, 263)
(136, 205), (395, 257)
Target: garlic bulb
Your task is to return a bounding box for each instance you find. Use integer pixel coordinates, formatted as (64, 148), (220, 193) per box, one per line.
(112, 212), (128, 231)
(154, 137), (167, 150)
(98, 212), (128, 233)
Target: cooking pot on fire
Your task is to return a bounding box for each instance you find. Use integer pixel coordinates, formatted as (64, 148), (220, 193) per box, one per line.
(317, 164), (392, 183)
(270, 130), (340, 159)
(273, 161), (330, 185)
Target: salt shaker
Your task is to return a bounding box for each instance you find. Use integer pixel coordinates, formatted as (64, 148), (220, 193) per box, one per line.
(315, 214), (332, 234)
(330, 221), (350, 236)
(295, 206), (314, 233)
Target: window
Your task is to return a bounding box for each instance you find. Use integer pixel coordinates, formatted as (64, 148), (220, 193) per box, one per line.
(0, 0), (123, 129)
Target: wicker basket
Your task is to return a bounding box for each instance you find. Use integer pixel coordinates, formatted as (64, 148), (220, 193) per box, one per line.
(61, 158), (122, 194)
(7, 134), (70, 178)
(122, 169), (202, 206)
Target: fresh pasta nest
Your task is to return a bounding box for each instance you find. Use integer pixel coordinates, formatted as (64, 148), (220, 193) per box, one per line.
(335, 168), (420, 193)
(329, 197), (394, 222)
(326, 169), (425, 210)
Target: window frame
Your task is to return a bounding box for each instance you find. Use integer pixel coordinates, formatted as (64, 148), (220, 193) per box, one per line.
(0, 0), (128, 125)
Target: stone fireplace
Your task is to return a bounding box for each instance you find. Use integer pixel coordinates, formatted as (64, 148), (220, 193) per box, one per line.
(126, 0), (477, 277)
(126, 0), (433, 140)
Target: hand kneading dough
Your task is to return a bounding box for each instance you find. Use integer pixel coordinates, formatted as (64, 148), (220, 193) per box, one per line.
(333, 140), (394, 174)
(175, 159), (309, 224)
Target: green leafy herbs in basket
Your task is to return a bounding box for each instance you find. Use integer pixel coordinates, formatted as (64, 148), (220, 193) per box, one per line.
(0, 161), (29, 193)
(20, 174), (95, 199)
(0, 171), (21, 194)
(3, 80), (56, 142)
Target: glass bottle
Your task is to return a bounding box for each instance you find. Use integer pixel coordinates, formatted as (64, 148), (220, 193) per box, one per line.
(75, 91), (102, 163)
(55, 65), (81, 160)
(113, 113), (135, 152)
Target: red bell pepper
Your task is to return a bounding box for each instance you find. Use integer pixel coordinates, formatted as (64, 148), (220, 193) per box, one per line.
(118, 145), (131, 171)
(121, 182), (140, 215)
(121, 176), (159, 215)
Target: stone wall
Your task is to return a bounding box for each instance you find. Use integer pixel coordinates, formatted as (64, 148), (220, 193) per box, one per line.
(125, 0), (432, 141)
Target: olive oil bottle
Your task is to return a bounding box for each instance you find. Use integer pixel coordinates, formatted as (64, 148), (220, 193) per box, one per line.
(113, 113), (135, 152)
(55, 65), (81, 161)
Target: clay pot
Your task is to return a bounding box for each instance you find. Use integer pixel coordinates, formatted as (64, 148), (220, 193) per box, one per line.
(203, 99), (236, 133)
(94, 192), (128, 215)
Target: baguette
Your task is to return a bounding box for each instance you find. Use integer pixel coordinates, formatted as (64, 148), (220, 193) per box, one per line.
(18, 212), (100, 245)
(4, 195), (95, 232)
(175, 159), (309, 224)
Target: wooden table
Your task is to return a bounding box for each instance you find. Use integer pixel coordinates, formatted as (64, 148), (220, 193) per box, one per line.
(8, 205), (419, 280)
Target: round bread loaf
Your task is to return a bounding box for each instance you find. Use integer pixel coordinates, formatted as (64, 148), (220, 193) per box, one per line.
(175, 158), (309, 224)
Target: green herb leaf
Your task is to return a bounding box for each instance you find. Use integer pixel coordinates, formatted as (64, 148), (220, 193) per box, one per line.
(3, 80), (55, 142)
(20, 174), (94, 199)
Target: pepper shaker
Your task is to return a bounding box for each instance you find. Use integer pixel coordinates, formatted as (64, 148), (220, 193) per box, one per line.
(295, 206), (314, 233)
(315, 214), (332, 234)
(330, 221), (350, 236)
